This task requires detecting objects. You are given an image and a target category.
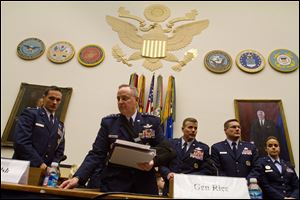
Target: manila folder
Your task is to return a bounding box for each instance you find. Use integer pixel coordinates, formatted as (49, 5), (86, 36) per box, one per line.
(109, 139), (156, 170)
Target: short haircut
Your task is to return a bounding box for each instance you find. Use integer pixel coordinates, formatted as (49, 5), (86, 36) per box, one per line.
(265, 136), (280, 147)
(44, 86), (62, 96)
(118, 84), (138, 97)
(182, 117), (198, 128)
(224, 119), (239, 129)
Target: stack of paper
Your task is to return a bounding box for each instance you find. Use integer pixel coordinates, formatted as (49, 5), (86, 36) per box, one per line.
(109, 139), (156, 170)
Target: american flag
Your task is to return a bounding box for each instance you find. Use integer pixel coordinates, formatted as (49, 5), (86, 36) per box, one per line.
(145, 74), (155, 114)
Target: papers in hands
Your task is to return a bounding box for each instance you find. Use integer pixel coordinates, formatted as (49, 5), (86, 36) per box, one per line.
(109, 139), (156, 170)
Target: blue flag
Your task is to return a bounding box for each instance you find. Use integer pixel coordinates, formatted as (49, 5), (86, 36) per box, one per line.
(166, 115), (173, 139)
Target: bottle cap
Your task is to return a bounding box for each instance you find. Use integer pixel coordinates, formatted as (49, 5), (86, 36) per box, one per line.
(249, 178), (257, 183)
(51, 162), (59, 167)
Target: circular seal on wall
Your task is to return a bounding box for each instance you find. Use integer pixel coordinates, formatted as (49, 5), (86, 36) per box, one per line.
(268, 49), (298, 73)
(17, 38), (45, 60)
(236, 50), (265, 73)
(204, 50), (232, 73)
(78, 44), (105, 67)
(47, 41), (75, 64)
(144, 4), (170, 22)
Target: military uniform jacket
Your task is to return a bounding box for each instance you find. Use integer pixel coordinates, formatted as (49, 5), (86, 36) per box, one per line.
(159, 138), (210, 179)
(74, 112), (167, 194)
(258, 156), (299, 199)
(211, 140), (260, 179)
(13, 107), (65, 167)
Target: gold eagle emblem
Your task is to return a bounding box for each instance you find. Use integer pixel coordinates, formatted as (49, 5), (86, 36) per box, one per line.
(106, 4), (209, 71)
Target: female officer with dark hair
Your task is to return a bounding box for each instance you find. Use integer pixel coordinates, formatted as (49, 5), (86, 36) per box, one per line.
(258, 136), (299, 199)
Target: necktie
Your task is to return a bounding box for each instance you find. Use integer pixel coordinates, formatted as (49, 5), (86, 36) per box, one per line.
(50, 114), (54, 126)
(274, 160), (282, 173)
(232, 142), (237, 158)
(129, 117), (134, 127)
(182, 142), (187, 155)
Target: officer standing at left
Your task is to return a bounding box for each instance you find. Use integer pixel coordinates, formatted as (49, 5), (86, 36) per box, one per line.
(13, 86), (65, 170)
(60, 84), (175, 195)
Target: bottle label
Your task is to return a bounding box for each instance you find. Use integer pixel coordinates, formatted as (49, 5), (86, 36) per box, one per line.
(47, 173), (59, 187)
(249, 189), (263, 199)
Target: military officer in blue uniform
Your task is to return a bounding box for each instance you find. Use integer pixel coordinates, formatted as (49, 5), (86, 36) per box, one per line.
(60, 84), (175, 195)
(211, 119), (260, 180)
(159, 117), (211, 196)
(13, 86), (65, 170)
(258, 136), (299, 199)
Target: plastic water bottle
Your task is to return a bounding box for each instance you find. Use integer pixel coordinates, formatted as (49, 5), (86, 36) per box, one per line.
(47, 162), (60, 187)
(248, 178), (263, 199)
(42, 170), (49, 186)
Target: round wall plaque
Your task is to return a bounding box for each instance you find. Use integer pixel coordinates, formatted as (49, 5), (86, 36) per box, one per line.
(204, 50), (232, 73)
(236, 50), (265, 73)
(78, 44), (105, 67)
(47, 41), (75, 64)
(17, 38), (45, 60)
(269, 49), (298, 73)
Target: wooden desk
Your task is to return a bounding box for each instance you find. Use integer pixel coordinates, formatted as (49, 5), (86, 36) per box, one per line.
(1, 183), (169, 199)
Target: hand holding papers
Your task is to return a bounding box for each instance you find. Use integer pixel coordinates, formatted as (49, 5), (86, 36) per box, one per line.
(109, 139), (156, 170)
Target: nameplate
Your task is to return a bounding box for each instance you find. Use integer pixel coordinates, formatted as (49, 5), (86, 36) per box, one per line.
(1, 158), (30, 184)
(173, 174), (250, 199)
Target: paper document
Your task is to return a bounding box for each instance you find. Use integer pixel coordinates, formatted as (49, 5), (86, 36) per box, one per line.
(109, 139), (156, 170)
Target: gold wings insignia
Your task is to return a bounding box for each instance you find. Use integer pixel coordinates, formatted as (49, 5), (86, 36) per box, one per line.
(167, 20), (209, 51)
(106, 16), (143, 50)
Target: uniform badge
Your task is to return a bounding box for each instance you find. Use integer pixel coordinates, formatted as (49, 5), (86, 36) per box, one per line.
(286, 167), (294, 173)
(265, 165), (271, 170)
(194, 163), (199, 169)
(143, 124), (153, 129)
(268, 49), (299, 73)
(108, 134), (118, 138)
(35, 123), (45, 127)
(139, 127), (155, 139)
(204, 50), (232, 73)
(242, 147), (252, 155)
(236, 50), (265, 73)
(190, 148), (204, 160)
(245, 160), (251, 166)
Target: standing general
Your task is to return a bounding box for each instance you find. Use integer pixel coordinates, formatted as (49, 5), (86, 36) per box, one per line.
(13, 86), (65, 170)
(59, 84), (174, 195)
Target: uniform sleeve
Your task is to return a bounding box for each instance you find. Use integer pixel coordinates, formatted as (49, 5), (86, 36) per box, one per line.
(74, 118), (110, 184)
(153, 139), (176, 167)
(13, 108), (44, 167)
(246, 144), (260, 181)
(210, 144), (226, 176)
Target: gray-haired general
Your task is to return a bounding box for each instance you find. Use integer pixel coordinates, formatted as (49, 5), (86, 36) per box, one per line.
(59, 84), (175, 195)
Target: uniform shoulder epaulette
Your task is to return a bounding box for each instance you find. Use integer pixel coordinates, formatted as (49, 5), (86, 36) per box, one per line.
(103, 113), (120, 119)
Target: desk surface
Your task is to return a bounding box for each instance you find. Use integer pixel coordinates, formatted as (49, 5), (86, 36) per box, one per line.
(1, 182), (168, 199)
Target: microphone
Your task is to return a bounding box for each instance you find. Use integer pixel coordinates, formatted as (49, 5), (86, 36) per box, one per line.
(59, 155), (67, 162)
(207, 158), (219, 176)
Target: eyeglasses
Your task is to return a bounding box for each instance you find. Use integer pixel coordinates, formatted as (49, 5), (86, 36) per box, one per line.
(267, 144), (279, 148)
